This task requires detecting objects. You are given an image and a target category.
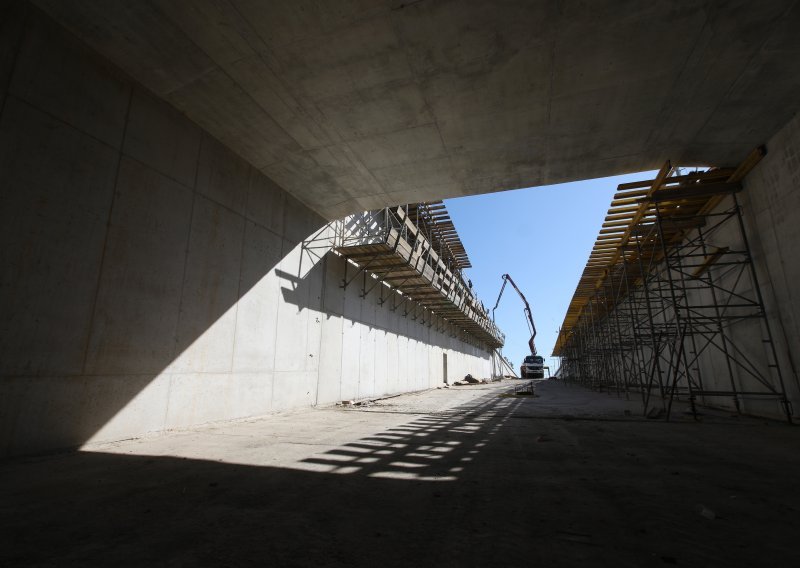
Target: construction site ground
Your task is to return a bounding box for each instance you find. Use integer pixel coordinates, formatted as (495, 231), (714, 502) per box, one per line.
(2, 380), (798, 567)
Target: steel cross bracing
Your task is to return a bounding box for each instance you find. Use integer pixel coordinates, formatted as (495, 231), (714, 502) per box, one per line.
(554, 150), (793, 422)
(326, 204), (504, 350)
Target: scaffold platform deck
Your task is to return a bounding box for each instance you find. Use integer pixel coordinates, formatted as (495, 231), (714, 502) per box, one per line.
(333, 203), (504, 349)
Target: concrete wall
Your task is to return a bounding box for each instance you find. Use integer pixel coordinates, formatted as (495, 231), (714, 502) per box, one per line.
(0, 5), (492, 457)
(737, 111), (800, 417)
(680, 112), (800, 419)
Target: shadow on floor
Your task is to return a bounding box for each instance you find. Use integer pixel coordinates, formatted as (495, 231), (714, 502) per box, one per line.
(1, 388), (799, 567)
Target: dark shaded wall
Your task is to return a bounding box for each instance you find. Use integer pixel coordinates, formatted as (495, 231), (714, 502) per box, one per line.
(637, 114), (800, 419)
(732, 112), (800, 416)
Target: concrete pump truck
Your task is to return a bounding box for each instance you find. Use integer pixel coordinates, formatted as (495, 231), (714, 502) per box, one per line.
(492, 274), (544, 379)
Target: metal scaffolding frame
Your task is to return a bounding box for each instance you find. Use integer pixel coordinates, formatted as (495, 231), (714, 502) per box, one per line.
(328, 203), (504, 350)
(554, 151), (793, 422)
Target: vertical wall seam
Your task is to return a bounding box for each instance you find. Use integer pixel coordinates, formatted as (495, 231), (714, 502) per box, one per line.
(313, 254), (328, 406)
(268, 238), (286, 411)
(171, 134), (204, 363)
(162, 131), (204, 429)
(0, 4), (29, 123)
(228, 168), (253, 376)
(80, 85), (134, 374)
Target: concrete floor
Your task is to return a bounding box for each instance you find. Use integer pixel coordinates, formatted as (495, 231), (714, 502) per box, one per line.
(2, 380), (799, 567)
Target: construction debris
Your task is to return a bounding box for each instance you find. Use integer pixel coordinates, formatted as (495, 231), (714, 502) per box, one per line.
(698, 505), (716, 520)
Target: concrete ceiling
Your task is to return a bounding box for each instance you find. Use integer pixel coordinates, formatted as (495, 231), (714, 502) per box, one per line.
(33, 0), (800, 219)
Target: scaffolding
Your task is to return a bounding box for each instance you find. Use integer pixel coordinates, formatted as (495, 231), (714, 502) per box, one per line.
(554, 150), (793, 422)
(331, 202), (504, 350)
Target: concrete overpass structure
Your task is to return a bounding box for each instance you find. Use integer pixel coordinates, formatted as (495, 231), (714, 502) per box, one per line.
(2, 0), (800, 456)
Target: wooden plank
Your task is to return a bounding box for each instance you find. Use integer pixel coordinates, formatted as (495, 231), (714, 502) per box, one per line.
(647, 182), (742, 203)
(727, 147), (766, 183)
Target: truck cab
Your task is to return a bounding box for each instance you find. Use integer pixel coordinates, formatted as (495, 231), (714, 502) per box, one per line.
(521, 355), (544, 379)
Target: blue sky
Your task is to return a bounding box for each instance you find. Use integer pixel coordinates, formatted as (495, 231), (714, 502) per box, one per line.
(445, 171), (655, 374)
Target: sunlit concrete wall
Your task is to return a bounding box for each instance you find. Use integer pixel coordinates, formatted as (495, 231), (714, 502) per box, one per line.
(0, 5), (492, 457)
